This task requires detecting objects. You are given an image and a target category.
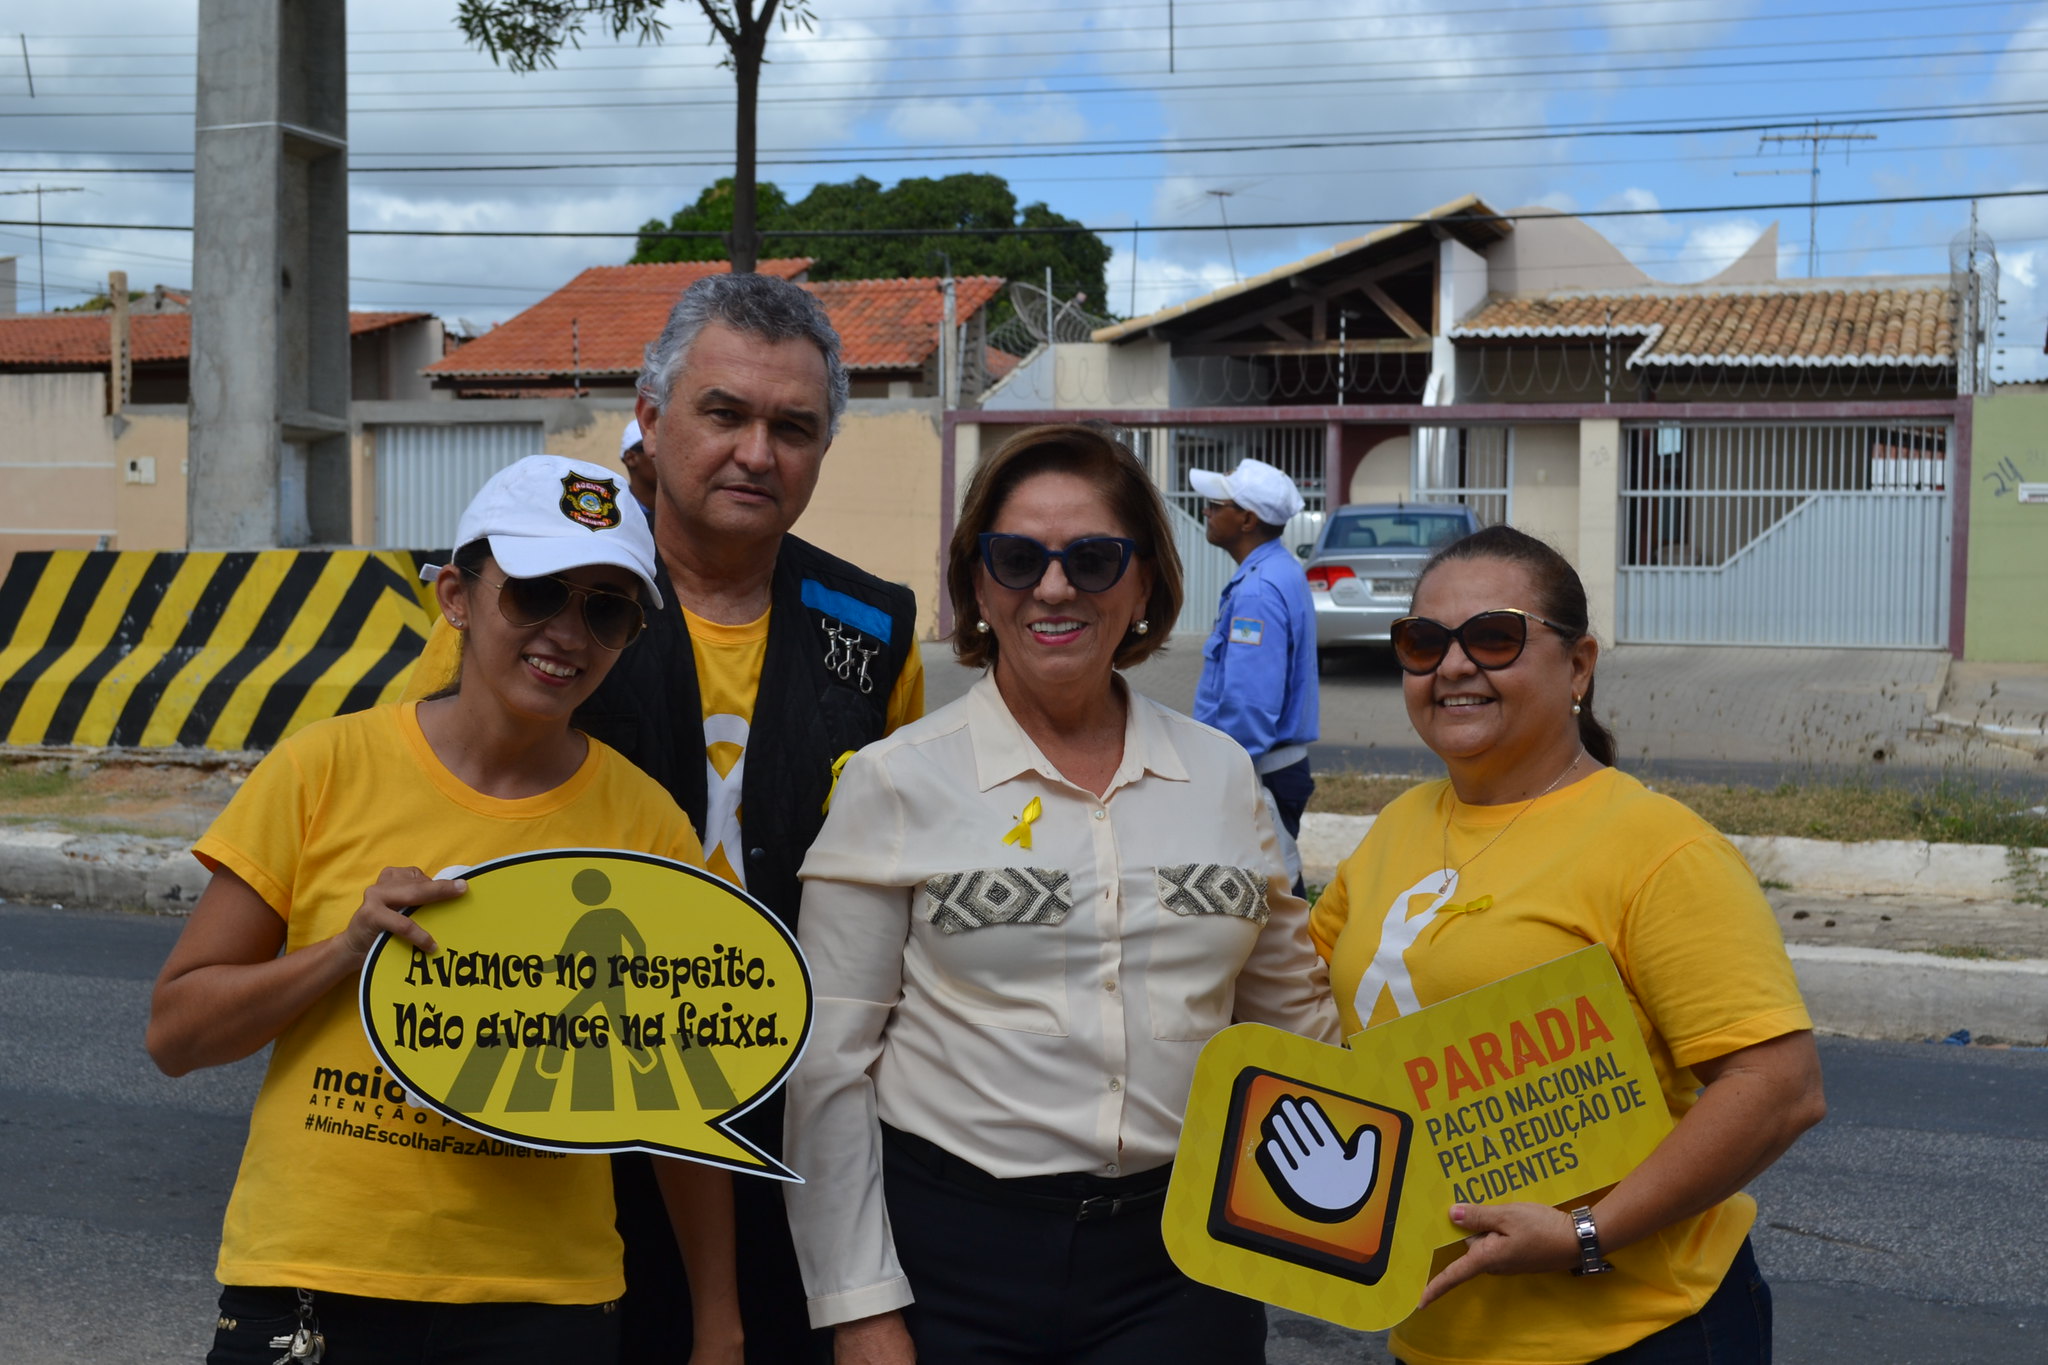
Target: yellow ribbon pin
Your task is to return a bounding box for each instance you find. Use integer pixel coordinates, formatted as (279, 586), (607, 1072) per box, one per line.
(1426, 893), (1494, 944)
(822, 749), (856, 814)
(1002, 796), (1043, 851)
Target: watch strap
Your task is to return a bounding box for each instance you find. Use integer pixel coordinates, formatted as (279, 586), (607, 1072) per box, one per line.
(1569, 1205), (1615, 1276)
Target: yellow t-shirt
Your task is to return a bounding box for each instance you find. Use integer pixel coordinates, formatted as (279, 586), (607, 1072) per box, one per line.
(195, 701), (705, 1305)
(403, 613), (923, 886)
(682, 604), (922, 889)
(1308, 766), (1811, 1365)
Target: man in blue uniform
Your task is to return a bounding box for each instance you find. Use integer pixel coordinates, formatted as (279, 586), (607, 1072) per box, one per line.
(1190, 457), (1318, 895)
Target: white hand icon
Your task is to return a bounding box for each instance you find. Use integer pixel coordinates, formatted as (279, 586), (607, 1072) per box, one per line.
(1256, 1094), (1381, 1223)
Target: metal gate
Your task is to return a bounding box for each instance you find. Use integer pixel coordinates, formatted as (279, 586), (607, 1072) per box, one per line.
(1124, 424), (1326, 636)
(1414, 426), (1512, 526)
(373, 422), (546, 549)
(1616, 420), (1951, 646)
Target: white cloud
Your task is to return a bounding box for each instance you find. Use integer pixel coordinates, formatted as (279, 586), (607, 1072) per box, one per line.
(2007, 248), (2039, 292)
(1117, 254), (1242, 319)
(1600, 0), (1761, 55)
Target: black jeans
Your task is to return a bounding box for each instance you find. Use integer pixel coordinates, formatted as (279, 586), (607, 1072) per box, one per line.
(1261, 756), (1315, 899)
(881, 1125), (1267, 1365)
(205, 1286), (620, 1365)
(1396, 1239), (1772, 1365)
(1603, 1239), (1772, 1365)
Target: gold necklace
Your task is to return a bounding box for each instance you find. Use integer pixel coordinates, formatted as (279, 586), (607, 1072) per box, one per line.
(1442, 751), (1584, 883)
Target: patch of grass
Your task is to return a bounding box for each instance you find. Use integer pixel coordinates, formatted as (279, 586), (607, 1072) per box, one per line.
(1307, 770), (2048, 849)
(1924, 944), (2020, 960)
(0, 765), (81, 804)
(1308, 772), (1431, 817)
(2006, 847), (2048, 907)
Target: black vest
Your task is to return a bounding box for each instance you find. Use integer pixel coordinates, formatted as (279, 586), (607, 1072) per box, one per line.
(571, 534), (916, 932)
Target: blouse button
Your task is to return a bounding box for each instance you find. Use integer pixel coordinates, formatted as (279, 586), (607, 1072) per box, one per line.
(1104, 977), (1117, 993)
(1092, 809), (1106, 821)
(1109, 1078), (1122, 1092)
(1104, 1163), (1119, 1175)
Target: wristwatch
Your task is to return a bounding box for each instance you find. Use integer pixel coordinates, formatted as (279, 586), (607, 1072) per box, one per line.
(1569, 1206), (1615, 1276)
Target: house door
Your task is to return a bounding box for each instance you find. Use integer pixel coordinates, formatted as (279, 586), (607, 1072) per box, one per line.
(373, 423), (546, 550)
(1615, 421), (1951, 647)
(1413, 425), (1512, 526)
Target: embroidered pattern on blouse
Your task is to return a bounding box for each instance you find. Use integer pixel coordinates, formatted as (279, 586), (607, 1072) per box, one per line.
(1155, 863), (1268, 925)
(923, 867), (1074, 934)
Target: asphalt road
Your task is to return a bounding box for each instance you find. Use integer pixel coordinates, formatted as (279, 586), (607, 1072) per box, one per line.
(2, 902), (2043, 1364)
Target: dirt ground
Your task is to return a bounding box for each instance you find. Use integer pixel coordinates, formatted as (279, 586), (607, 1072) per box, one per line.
(0, 753), (250, 841)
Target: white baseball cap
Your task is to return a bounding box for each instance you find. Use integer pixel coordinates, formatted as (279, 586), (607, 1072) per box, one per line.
(620, 418), (644, 454)
(449, 455), (663, 608)
(1188, 457), (1305, 527)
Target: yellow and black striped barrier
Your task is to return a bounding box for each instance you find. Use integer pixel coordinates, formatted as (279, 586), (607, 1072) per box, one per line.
(0, 549), (442, 752)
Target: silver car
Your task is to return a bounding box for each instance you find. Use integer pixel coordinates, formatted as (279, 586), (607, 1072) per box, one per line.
(1303, 504), (1481, 661)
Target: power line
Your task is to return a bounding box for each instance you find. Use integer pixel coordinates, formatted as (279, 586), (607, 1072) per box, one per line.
(11, 186), (2048, 240)
(8, 41), (2047, 117)
(13, 101), (2047, 176)
(8, 129), (2047, 197)
(11, 8), (2028, 78)
(13, 0), (2012, 53)
(18, 93), (2048, 161)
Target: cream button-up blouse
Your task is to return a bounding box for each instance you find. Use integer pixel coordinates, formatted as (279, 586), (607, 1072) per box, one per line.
(784, 672), (1340, 1328)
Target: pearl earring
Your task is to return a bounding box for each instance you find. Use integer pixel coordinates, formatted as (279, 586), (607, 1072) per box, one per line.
(975, 619), (990, 634)
(1572, 696), (1582, 716)
(1133, 619), (1150, 636)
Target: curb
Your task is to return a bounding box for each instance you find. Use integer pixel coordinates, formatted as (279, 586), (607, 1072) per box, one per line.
(1787, 944), (2048, 1045)
(0, 829), (207, 916)
(1927, 711), (2048, 758)
(1298, 813), (2046, 901)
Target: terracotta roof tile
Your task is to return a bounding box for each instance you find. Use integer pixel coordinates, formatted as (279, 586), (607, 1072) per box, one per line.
(1451, 287), (1955, 366)
(423, 263), (1005, 379)
(424, 260), (810, 380)
(0, 311), (429, 367)
(805, 276), (1006, 371)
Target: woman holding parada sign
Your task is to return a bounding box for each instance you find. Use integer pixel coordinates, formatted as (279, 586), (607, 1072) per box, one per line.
(146, 457), (741, 1365)
(1309, 525), (1826, 1365)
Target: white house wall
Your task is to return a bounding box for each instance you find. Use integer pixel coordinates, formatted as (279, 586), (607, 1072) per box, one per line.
(1509, 423), (1582, 566)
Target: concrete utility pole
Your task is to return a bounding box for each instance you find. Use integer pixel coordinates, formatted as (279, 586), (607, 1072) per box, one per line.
(108, 270), (130, 414)
(188, 0), (351, 549)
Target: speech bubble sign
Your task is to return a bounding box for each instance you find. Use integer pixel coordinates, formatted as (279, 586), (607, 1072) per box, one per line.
(1165, 945), (1671, 1330)
(358, 848), (811, 1180)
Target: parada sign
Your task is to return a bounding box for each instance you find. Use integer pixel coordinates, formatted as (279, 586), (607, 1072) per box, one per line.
(1165, 945), (1672, 1330)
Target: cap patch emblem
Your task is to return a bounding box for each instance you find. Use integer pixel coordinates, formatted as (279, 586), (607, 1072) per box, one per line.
(559, 473), (622, 531)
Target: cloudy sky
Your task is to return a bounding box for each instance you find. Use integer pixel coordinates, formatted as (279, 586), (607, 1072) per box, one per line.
(2, 0), (2044, 378)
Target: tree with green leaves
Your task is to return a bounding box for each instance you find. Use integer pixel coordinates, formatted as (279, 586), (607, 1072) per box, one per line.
(457, 0), (813, 274)
(634, 173), (1114, 320)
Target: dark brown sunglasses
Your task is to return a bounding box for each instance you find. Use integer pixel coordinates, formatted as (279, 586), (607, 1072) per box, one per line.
(1389, 608), (1575, 675)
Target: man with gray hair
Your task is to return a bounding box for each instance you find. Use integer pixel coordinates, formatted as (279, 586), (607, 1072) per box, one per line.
(574, 270), (925, 1364)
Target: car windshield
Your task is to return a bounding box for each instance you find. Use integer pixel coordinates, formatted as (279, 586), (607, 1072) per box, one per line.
(1322, 512), (1470, 552)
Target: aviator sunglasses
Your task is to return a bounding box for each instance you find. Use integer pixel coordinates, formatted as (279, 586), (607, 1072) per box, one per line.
(1389, 608), (1575, 676)
(463, 567), (646, 651)
(978, 533), (1138, 593)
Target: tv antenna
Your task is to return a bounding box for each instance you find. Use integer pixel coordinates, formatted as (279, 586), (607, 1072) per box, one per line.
(1736, 122), (1874, 277)
(1206, 189), (1241, 284)
(0, 184), (85, 310)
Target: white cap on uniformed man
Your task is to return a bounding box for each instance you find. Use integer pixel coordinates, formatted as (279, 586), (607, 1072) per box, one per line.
(620, 418), (644, 454)
(452, 455), (663, 607)
(1188, 457), (1305, 527)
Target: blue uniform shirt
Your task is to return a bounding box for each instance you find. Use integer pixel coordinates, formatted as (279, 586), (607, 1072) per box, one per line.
(1192, 537), (1319, 766)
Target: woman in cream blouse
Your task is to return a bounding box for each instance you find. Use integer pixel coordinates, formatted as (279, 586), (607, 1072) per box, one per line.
(784, 424), (1339, 1364)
